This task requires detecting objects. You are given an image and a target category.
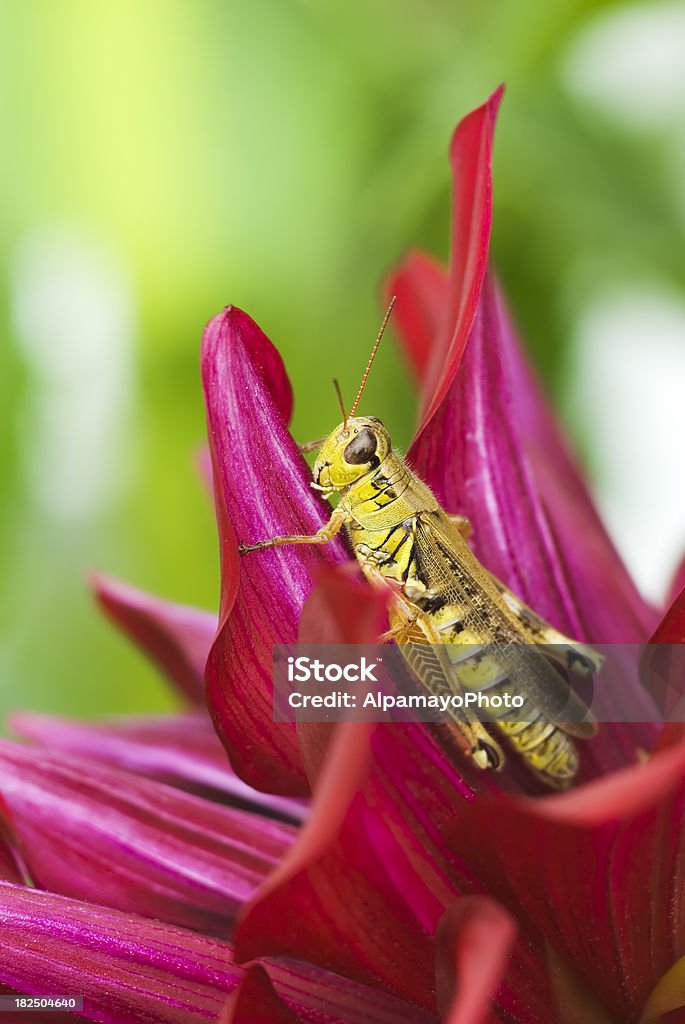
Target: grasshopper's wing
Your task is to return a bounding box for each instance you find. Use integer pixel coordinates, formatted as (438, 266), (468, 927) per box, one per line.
(414, 515), (598, 738)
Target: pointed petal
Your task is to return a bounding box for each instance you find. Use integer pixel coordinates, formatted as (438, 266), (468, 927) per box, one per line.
(388, 252), (449, 381)
(649, 584), (685, 645)
(0, 740), (295, 933)
(412, 86), (503, 445)
(406, 271), (657, 773)
(201, 306), (349, 794)
(435, 897), (516, 1024)
(0, 882), (243, 1023)
(10, 711), (307, 823)
(91, 574), (215, 704)
(447, 745), (685, 1021)
(223, 966), (302, 1024)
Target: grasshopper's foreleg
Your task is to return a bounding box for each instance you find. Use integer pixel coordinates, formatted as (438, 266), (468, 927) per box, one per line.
(238, 509), (347, 554)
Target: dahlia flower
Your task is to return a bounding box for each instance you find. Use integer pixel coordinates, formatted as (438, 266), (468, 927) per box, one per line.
(1, 87), (684, 1024)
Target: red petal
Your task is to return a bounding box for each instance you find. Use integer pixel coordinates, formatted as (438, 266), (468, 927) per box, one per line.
(666, 554), (685, 609)
(447, 745), (685, 1020)
(411, 86), (503, 445)
(92, 573), (214, 704)
(650, 584), (685, 645)
(388, 252), (449, 381)
(223, 965), (302, 1024)
(10, 711), (306, 822)
(224, 963), (438, 1024)
(201, 307), (349, 795)
(435, 897), (516, 1024)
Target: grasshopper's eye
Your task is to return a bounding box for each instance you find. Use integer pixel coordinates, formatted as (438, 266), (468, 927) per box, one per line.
(343, 427), (377, 464)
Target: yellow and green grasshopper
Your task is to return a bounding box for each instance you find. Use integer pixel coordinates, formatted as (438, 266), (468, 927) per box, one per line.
(240, 300), (602, 788)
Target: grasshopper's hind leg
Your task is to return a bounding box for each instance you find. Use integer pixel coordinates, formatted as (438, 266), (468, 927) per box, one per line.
(374, 577), (505, 774)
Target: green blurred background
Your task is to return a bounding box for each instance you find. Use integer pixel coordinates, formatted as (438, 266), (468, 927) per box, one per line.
(2, 0), (685, 721)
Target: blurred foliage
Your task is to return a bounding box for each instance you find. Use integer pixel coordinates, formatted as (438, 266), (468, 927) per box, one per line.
(1, 0), (684, 721)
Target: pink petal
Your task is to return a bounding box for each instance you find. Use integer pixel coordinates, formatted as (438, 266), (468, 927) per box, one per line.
(0, 883), (437, 1024)
(412, 86), (503, 446)
(0, 882), (243, 1023)
(388, 251), (449, 381)
(0, 793), (34, 886)
(0, 740), (295, 933)
(446, 744), (685, 1021)
(92, 574), (215, 704)
(10, 711), (306, 822)
(201, 306), (349, 794)
(435, 897), (517, 1024)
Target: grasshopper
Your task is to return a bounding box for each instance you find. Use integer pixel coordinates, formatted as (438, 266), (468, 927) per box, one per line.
(240, 299), (601, 788)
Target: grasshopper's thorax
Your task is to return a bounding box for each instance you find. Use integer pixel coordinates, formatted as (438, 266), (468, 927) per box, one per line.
(345, 453), (438, 529)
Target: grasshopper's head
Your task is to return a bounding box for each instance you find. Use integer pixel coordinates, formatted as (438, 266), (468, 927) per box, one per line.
(312, 416), (391, 495)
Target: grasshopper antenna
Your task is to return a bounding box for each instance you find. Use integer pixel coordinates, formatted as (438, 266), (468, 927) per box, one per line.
(349, 295), (396, 417)
(333, 377), (347, 429)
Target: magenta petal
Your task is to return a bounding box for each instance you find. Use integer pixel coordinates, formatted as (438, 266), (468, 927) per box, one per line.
(0, 793), (34, 886)
(0, 882), (243, 1023)
(388, 252), (449, 381)
(448, 744), (685, 1021)
(0, 740), (295, 933)
(0, 884), (433, 1024)
(92, 574), (215, 704)
(409, 273), (653, 644)
(435, 897), (516, 1024)
(10, 710), (306, 822)
(201, 306), (349, 794)
(413, 87), (503, 444)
